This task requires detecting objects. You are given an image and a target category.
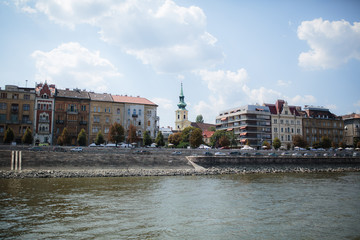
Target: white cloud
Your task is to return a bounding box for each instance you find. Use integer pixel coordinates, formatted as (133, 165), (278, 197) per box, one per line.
(19, 0), (223, 73)
(298, 18), (360, 69)
(31, 42), (122, 92)
(151, 97), (174, 128)
(242, 85), (282, 105)
(289, 95), (317, 105)
(277, 80), (292, 87)
(196, 68), (248, 94)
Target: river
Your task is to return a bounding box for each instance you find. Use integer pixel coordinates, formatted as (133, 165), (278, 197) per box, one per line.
(1, 172), (360, 239)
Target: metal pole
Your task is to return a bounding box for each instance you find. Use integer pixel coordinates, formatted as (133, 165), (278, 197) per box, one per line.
(11, 151), (14, 170)
(15, 151), (18, 171)
(19, 151), (22, 171)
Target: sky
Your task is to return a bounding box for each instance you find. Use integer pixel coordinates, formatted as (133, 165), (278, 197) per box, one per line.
(1, 0), (360, 128)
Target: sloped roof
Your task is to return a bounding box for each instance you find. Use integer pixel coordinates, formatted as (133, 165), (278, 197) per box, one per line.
(112, 95), (157, 106)
(56, 89), (90, 99)
(264, 99), (301, 116)
(89, 92), (113, 102)
(191, 122), (216, 131)
(203, 130), (215, 138)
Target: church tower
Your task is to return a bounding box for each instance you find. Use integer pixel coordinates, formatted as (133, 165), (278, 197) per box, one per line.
(175, 83), (191, 131)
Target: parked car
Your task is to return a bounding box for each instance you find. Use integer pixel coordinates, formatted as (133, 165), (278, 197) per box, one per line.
(53, 147), (66, 152)
(215, 152), (226, 156)
(204, 152), (213, 156)
(252, 152), (263, 156)
(70, 147), (83, 152)
(268, 152), (277, 157)
(281, 152), (290, 156)
(229, 151), (240, 156)
(292, 152), (302, 157)
(39, 143), (49, 146)
(304, 153), (313, 157)
(172, 151), (182, 155)
(28, 146), (43, 151)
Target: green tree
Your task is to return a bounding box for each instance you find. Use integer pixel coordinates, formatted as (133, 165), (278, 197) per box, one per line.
(354, 137), (360, 148)
(108, 122), (125, 146)
(196, 114), (204, 123)
(320, 136), (332, 149)
(168, 132), (181, 146)
(95, 130), (105, 145)
(339, 141), (346, 149)
(3, 127), (15, 144)
(155, 131), (165, 147)
(189, 128), (203, 148)
(273, 137), (281, 150)
(262, 140), (271, 149)
(356, 141), (360, 149)
(77, 129), (87, 146)
(293, 135), (307, 148)
(59, 127), (71, 146)
(210, 130), (227, 148)
(209, 126), (216, 132)
(219, 135), (230, 148)
(22, 127), (33, 144)
(143, 131), (152, 146)
(181, 126), (195, 143)
(127, 124), (138, 144)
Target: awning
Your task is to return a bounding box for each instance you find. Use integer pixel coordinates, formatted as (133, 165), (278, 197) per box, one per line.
(240, 139), (247, 143)
(227, 128), (233, 131)
(240, 132), (247, 136)
(240, 126), (247, 129)
(221, 117), (227, 121)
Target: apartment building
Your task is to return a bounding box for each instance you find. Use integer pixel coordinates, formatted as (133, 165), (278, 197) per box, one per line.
(264, 100), (303, 148)
(89, 92), (113, 143)
(342, 113), (360, 147)
(216, 105), (271, 148)
(302, 106), (344, 147)
(54, 88), (90, 145)
(0, 85), (35, 143)
(112, 95), (159, 140)
(34, 83), (56, 145)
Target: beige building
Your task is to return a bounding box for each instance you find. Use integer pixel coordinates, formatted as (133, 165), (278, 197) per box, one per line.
(112, 95), (159, 142)
(342, 113), (360, 147)
(0, 85), (36, 143)
(89, 92), (113, 143)
(264, 100), (303, 148)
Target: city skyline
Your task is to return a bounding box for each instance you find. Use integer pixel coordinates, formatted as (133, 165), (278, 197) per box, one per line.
(1, 0), (359, 128)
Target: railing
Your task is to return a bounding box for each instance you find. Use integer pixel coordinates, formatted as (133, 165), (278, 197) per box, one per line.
(67, 109), (78, 114)
(79, 121), (87, 125)
(56, 120), (64, 124)
(132, 114), (138, 118)
(21, 120), (32, 124)
(39, 119), (49, 123)
(6, 120), (19, 124)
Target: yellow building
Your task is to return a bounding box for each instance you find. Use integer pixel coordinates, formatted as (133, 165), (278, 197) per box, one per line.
(175, 83), (191, 131)
(0, 85), (35, 143)
(89, 92), (113, 143)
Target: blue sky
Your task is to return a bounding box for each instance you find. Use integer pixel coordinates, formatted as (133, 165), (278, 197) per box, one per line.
(1, 0), (359, 128)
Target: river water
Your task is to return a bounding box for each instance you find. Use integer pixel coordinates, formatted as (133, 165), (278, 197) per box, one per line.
(1, 172), (360, 240)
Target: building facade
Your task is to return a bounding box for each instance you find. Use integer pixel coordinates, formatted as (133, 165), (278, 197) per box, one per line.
(88, 92), (113, 144)
(216, 105), (272, 148)
(34, 83), (56, 145)
(342, 113), (360, 147)
(112, 95), (159, 141)
(264, 100), (302, 148)
(54, 88), (90, 145)
(301, 106), (344, 147)
(175, 83), (191, 131)
(0, 85), (35, 143)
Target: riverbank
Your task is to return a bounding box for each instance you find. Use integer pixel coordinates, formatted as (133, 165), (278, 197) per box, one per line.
(1, 164), (360, 179)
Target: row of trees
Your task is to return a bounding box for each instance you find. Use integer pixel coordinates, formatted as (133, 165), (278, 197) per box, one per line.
(168, 126), (203, 148)
(3, 127), (33, 144)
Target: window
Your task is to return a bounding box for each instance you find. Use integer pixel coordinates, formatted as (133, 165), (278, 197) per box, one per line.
(81, 105), (86, 111)
(274, 119), (277, 124)
(24, 94), (30, 100)
(98, 107), (100, 112)
(0, 114), (6, 123)
(139, 109), (141, 116)
(183, 114), (186, 119)
(0, 93), (7, 98)
(297, 129), (301, 134)
(12, 94), (19, 99)
(138, 121), (141, 126)
(105, 108), (107, 113)
(281, 128), (283, 133)
(274, 127), (278, 132)
(128, 109), (130, 115)
(148, 120), (151, 127)
(108, 107), (111, 113)
(94, 116), (100, 123)
(285, 111), (288, 115)
(178, 115), (180, 119)
(104, 127), (109, 134)
(280, 120), (284, 124)
(117, 108), (120, 114)
(0, 103), (6, 110)
(133, 109), (136, 115)
(92, 127), (99, 133)
(94, 107), (96, 112)
(23, 104), (30, 111)
(106, 117), (109, 123)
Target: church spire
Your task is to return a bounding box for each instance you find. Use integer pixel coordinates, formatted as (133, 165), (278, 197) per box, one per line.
(177, 82), (187, 110)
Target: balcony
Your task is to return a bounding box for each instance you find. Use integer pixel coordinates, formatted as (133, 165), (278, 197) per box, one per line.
(67, 109), (78, 114)
(39, 119), (50, 123)
(21, 120), (32, 124)
(56, 120), (64, 124)
(79, 121), (87, 125)
(132, 114), (138, 118)
(6, 120), (19, 124)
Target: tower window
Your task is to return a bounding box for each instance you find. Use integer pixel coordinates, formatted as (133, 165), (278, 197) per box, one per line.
(184, 115), (186, 119)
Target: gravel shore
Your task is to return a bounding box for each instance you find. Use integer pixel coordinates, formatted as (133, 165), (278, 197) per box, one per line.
(1, 164), (360, 179)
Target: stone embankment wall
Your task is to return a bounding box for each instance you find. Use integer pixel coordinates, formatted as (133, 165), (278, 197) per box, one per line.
(188, 155), (360, 167)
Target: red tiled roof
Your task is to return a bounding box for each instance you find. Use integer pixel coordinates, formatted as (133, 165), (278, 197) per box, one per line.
(112, 95), (157, 106)
(203, 130), (214, 138)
